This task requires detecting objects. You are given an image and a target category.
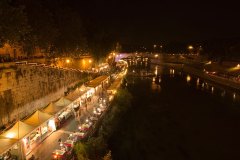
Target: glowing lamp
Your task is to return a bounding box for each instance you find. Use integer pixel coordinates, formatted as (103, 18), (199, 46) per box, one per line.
(6, 132), (15, 139)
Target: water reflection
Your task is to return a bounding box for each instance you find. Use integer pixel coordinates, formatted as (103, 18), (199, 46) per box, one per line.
(111, 67), (240, 160)
(159, 77), (162, 83)
(186, 75), (191, 82)
(169, 69), (175, 77)
(233, 93), (236, 100)
(151, 76), (161, 92)
(155, 66), (158, 76)
(211, 86), (214, 93)
(152, 77), (155, 82)
(179, 71), (240, 103)
(221, 90), (226, 97)
(197, 78), (200, 86)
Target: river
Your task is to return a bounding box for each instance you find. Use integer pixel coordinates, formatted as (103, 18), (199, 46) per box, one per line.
(108, 65), (240, 160)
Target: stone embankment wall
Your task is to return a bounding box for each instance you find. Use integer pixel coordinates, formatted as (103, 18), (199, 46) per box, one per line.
(157, 55), (240, 91)
(0, 65), (86, 127)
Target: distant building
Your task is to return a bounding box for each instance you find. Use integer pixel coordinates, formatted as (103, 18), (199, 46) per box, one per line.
(0, 43), (45, 62)
(0, 43), (25, 61)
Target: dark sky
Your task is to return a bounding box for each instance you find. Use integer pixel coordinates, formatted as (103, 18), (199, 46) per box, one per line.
(75, 0), (240, 44)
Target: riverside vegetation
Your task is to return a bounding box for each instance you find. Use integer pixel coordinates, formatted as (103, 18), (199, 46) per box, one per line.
(74, 88), (133, 160)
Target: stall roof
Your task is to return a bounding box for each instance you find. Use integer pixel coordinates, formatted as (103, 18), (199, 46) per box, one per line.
(0, 138), (18, 155)
(0, 121), (35, 140)
(86, 75), (109, 88)
(54, 97), (72, 107)
(23, 110), (53, 127)
(41, 102), (61, 115)
(66, 85), (90, 101)
(108, 77), (122, 91)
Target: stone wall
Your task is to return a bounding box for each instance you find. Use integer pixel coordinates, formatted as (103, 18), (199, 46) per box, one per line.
(0, 64), (87, 127)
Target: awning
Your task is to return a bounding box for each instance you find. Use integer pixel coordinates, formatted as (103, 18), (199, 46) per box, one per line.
(41, 102), (62, 115)
(0, 121), (35, 140)
(54, 97), (72, 107)
(23, 110), (53, 127)
(85, 75), (109, 88)
(0, 138), (18, 155)
(66, 85), (90, 101)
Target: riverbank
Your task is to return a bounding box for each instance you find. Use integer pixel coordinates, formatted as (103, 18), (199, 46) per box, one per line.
(73, 72), (131, 160)
(152, 62), (240, 92)
(182, 65), (240, 92)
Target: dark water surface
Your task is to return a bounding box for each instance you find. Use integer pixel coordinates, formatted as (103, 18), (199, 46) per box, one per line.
(109, 68), (240, 160)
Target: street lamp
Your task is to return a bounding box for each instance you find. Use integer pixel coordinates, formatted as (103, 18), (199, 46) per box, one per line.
(188, 45), (194, 55)
(65, 59), (71, 69)
(188, 45), (193, 50)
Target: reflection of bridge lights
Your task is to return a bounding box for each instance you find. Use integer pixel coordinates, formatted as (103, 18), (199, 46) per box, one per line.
(196, 78), (200, 86)
(233, 93), (236, 99)
(211, 87), (214, 93)
(159, 78), (161, 83)
(186, 75), (191, 82)
(152, 77), (155, 82)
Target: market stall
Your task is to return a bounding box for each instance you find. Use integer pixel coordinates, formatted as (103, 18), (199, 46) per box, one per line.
(41, 102), (64, 127)
(42, 97), (73, 129)
(54, 97), (73, 125)
(0, 138), (19, 159)
(22, 110), (55, 155)
(52, 149), (67, 160)
(1, 121), (35, 140)
(54, 97), (72, 108)
(0, 121), (35, 158)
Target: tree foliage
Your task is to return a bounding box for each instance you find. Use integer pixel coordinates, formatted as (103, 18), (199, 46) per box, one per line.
(0, 0), (29, 47)
(74, 89), (133, 159)
(74, 142), (89, 160)
(102, 150), (112, 160)
(0, 0), (116, 58)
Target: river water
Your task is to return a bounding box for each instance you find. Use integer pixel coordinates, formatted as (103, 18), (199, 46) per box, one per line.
(109, 65), (240, 160)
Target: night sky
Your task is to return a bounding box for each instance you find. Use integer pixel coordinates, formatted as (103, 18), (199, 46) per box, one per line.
(76, 0), (240, 43)
(74, 0), (240, 44)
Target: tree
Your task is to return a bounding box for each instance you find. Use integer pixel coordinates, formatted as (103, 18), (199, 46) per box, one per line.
(102, 150), (112, 160)
(53, 8), (87, 56)
(0, 0), (30, 47)
(74, 142), (89, 160)
(86, 136), (108, 160)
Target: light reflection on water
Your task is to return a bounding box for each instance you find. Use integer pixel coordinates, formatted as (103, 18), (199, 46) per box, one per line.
(166, 68), (240, 103)
(127, 64), (240, 103)
(110, 64), (240, 160)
